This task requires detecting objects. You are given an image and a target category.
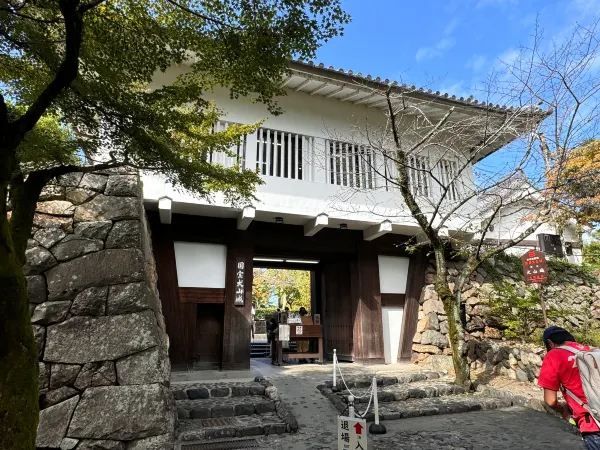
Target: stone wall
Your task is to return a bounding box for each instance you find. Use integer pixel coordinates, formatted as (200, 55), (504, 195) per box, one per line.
(412, 258), (600, 368)
(466, 340), (544, 383)
(27, 169), (174, 449)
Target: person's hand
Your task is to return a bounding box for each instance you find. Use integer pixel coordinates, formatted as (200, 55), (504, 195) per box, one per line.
(558, 403), (571, 421)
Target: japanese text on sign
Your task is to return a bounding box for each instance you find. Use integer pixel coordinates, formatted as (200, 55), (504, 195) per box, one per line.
(521, 249), (548, 284)
(234, 260), (245, 306)
(338, 416), (367, 450)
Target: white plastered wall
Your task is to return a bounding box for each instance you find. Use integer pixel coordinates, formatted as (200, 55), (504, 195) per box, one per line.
(378, 256), (410, 364)
(173, 242), (227, 288)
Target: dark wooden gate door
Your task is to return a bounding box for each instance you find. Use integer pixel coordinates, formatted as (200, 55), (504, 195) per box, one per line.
(322, 261), (354, 360)
(194, 304), (224, 369)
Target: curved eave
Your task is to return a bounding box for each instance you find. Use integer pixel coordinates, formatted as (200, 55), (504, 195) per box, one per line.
(286, 61), (551, 163)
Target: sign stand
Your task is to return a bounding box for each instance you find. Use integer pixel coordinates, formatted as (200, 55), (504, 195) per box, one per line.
(537, 283), (548, 327)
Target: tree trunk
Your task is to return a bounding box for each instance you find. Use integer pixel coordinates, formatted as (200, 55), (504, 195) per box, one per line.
(434, 249), (470, 386)
(0, 211), (38, 450)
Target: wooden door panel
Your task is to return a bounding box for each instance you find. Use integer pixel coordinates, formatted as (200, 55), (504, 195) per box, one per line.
(194, 304), (224, 368)
(323, 261), (353, 359)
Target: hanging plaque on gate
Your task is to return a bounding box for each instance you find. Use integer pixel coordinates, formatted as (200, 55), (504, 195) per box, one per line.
(234, 260), (245, 306)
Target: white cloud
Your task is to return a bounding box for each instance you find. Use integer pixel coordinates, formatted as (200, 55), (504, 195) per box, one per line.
(497, 48), (520, 67)
(466, 54), (487, 72)
(444, 18), (460, 35)
(569, 0), (600, 17)
(415, 37), (456, 62)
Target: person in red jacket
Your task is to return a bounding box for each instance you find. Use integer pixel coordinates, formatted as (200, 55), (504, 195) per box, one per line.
(538, 326), (600, 449)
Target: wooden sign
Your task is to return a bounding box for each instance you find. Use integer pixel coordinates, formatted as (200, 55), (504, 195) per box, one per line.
(521, 249), (548, 284)
(234, 260), (245, 306)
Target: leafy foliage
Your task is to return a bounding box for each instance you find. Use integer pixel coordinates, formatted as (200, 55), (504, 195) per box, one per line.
(583, 240), (600, 272)
(486, 282), (560, 342)
(548, 140), (600, 227)
(571, 311), (600, 348)
(252, 268), (311, 314)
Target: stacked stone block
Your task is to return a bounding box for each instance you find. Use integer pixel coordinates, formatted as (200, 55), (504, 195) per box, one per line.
(27, 169), (174, 449)
(412, 259), (600, 372)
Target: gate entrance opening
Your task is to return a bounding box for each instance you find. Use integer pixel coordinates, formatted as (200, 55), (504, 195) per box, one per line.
(250, 260), (317, 360)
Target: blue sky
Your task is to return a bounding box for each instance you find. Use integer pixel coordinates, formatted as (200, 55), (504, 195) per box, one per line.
(316, 0), (599, 102)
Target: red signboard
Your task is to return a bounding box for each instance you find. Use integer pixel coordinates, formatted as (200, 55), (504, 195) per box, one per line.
(521, 249), (548, 284)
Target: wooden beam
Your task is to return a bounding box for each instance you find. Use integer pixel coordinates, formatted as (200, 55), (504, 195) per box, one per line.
(158, 197), (172, 225)
(179, 287), (225, 304)
(280, 76), (294, 88)
(309, 82), (330, 95)
(370, 98), (389, 108)
(363, 220), (392, 241)
(237, 206), (255, 230)
(304, 213), (329, 237)
(326, 85), (346, 98)
(295, 78), (312, 92)
(354, 92), (381, 105)
(340, 90), (364, 102)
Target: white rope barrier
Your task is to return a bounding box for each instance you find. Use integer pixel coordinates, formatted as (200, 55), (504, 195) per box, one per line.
(332, 351), (374, 418)
(331, 350), (386, 432)
(334, 352), (372, 399)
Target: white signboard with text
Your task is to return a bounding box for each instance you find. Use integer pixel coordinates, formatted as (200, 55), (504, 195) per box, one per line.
(338, 416), (367, 450)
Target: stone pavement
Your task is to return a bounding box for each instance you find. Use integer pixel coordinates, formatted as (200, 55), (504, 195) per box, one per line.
(175, 359), (585, 449)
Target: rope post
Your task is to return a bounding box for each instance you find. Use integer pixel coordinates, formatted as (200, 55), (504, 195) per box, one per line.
(369, 376), (386, 434)
(348, 395), (355, 419)
(332, 348), (339, 392)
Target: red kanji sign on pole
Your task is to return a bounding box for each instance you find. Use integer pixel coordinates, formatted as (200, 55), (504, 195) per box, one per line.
(521, 249), (548, 285)
(521, 249), (549, 326)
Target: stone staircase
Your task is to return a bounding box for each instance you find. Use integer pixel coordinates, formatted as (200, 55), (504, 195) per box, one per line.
(173, 379), (296, 446)
(318, 371), (514, 422)
(250, 342), (271, 358)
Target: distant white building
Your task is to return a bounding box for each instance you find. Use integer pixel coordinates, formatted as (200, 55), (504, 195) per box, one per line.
(478, 172), (583, 264)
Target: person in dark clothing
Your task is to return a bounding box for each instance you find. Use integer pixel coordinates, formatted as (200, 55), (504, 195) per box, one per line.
(266, 316), (278, 363)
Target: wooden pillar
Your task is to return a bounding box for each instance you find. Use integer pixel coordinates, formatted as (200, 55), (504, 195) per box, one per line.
(221, 232), (254, 370)
(352, 243), (384, 361)
(148, 213), (196, 366)
(398, 250), (427, 360)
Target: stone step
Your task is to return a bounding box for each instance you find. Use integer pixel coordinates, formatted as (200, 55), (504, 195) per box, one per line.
(172, 381), (267, 401)
(339, 381), (467, 404)
(177, 413), (288, 442)
(176, 396), (277, 420)
(321, 370), (443, 390)
(375, 393), (514, 421)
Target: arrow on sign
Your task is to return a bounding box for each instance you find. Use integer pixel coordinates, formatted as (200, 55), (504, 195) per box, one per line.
(353, 422), (363, 435)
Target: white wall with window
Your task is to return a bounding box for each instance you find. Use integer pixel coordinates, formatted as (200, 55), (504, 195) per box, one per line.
(144, 66), (479, 235)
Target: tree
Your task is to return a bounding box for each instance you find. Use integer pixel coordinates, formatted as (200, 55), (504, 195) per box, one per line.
(252, 268), (311, 312)
(583, 232), (600, 271)
(0, 1), (349, 447)
(328, 22), (600, 386)
(549, 139), (600, 227)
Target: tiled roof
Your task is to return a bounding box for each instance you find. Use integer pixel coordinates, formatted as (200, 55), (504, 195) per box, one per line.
(291, 60), (550, 117)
